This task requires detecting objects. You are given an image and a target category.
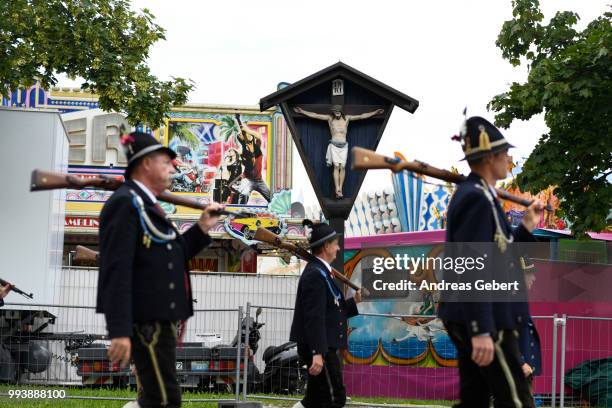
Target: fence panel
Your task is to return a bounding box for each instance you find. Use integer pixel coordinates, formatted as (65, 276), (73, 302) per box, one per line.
(247, 305), (301, 397)
(6, 267), (612, 407)
(47, 267), (299, 347)
(0, 303), (245, 394)
(560, 316), (612, 408)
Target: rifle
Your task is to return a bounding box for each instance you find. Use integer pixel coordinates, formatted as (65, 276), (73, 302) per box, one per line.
(351, 147), (553, 212)
(0, 278), (33, 299)
(253, 228), (370, 296)
(30, 170), (255, 218)
(74, 245), (99, 263)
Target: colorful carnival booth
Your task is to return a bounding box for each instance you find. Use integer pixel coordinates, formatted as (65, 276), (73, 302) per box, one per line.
(2, 84), (308, 274)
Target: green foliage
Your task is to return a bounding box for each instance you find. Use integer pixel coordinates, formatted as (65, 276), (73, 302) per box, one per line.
(170, 122), (201, 151)
(0, 0), (193, 128)
(490, 0), (612, 237)
(220, 115), (239, 143)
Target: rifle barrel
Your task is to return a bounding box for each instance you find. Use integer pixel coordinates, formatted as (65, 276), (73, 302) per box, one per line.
(0, 279), (33, 299)
(252, 228), (367, 294)
(31, 170), (250, 217)
(351, 147), (553, 212)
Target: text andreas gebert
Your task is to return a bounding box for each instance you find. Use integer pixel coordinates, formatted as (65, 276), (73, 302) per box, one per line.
(369, 254), (520, 292)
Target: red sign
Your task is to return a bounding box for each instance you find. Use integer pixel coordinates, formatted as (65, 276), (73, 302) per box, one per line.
(65, 216), (99, 228)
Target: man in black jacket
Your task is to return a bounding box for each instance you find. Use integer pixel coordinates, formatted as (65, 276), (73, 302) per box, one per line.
(96, 131), (222, 408)
(438, 116), (544, 408)
(289, 221), (361, 408)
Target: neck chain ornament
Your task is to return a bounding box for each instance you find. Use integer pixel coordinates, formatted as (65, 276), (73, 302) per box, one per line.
(317, 266), (342, 307)
(475, 180), (513, 253)
(129, 190), (176, 248)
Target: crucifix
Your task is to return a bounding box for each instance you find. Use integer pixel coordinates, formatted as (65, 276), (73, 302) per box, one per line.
(293, 79), (384, 199)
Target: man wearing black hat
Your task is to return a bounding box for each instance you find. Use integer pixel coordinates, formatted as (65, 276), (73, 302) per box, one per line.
(438, 116), (544, 408)
(289, 220), (362, 408)
(518, 256), (542, 401)
(96, 131), (223, 408)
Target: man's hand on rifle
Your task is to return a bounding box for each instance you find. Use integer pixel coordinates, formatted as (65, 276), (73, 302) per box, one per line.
(0, 282), (12, 299)
(354, 289), (362, 304)
(198, 203), (224, 234)
(521, 199), (545, 232)
(108, 337), (131, 368)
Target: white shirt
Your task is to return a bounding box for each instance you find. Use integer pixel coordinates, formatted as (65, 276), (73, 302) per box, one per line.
(315, 256), (332, 273)
(488, 184), (498, 198)
(133, 179), (157, 204)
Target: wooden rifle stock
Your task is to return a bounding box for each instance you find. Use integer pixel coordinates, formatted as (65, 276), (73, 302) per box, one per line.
(30, 170), (123, 191)
(351, 147), (553, 212)
(74, 245), (99, 263)
(30, 170), (254, 218)
(253, 228), (369, 295)
(0, 278), (33, 299)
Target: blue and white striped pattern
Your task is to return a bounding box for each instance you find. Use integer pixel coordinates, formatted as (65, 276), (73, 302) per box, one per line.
(393, 170), (424, 232)
(393, 171), (452, 232)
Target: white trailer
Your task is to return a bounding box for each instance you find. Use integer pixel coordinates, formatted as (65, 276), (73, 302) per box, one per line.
(0, 107), (68, 305)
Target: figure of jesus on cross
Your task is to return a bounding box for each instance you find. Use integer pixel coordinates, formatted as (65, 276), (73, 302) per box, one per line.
(293, 105), (383, 199)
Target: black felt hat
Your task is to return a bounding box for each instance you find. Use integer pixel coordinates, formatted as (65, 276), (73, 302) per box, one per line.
(303, 220), (340, 250)
(121, 131), (176, 178)
(456, 116), (514, 161)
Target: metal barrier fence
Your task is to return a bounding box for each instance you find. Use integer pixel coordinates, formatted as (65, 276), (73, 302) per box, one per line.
(0, 302), (245, 404)
(2, 303), (611, 407)
(1, 267), (611, 407)
(240, 306), (612, 408)
(558, 315), (612, 408)
(55, 268), (300, 304)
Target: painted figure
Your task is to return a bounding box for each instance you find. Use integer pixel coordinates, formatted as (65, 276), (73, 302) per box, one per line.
(236, 124), (271, 203)
(221, 148), (243, 203)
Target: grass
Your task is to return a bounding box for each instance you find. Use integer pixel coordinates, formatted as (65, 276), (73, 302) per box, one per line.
(0, 385), (454, 407)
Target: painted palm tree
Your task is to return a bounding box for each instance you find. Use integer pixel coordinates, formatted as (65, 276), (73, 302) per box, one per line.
(219, 115), (240, 144)
(169, 122), (201, 151)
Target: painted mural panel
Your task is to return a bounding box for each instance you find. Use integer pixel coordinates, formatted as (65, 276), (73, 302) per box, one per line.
(341, 244), (460, 399)
(343, 246), (457, 368)
(165, 116), (272, 206)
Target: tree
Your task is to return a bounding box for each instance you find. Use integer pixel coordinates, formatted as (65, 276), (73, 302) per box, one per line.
(0, 0), (193, 129)
(490, 0), (612, 237)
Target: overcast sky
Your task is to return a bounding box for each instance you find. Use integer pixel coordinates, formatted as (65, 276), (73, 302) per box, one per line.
(87, 1), (612, 208)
